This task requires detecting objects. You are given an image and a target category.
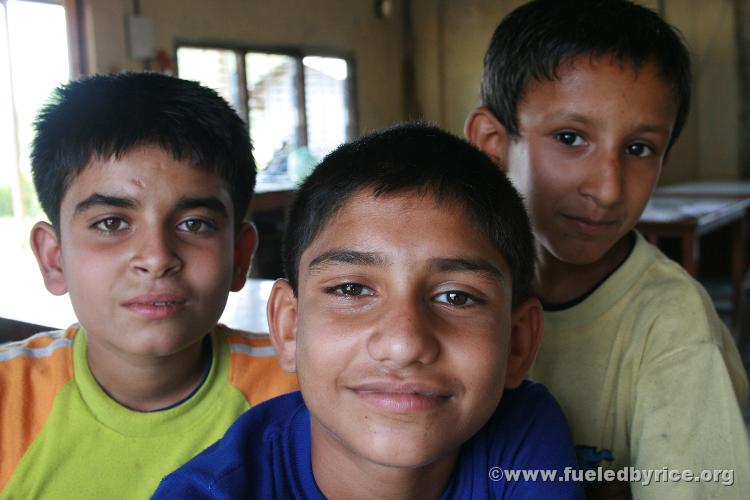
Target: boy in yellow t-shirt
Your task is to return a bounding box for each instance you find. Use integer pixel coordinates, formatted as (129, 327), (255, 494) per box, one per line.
(466, 1), (749, 498)
(0, 73), (297, 499)
(465, 0), (750, 499)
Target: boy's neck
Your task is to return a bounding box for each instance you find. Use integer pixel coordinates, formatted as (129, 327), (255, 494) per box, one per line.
(85, 333), (210, 412)
(311, 422), (458, 500)
(534, 234), (632, 306)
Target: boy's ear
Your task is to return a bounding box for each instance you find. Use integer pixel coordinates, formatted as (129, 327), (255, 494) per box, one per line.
(230, 222), (258, 292)
(30, 221), (68, 296)
(267, 278), (298, 373)
(504, 296), (544, 389)
(464, 106), (511, 172)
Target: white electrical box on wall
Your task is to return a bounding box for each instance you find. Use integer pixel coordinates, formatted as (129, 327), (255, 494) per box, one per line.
(126, 15), (155, 60)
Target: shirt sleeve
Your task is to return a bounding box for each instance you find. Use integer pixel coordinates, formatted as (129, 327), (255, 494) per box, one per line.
(629, 321), (750, 499)
(152, 473), (215, 499)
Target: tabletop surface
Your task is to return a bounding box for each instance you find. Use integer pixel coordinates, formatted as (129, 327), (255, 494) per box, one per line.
(656, 180), (750, 198)
(639, 194), (750, 225)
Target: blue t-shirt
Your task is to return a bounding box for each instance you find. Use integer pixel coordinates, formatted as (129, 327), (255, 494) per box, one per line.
(154, 381), (583, 499)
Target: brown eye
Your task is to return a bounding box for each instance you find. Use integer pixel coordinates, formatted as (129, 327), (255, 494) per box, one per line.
(177, 219), (215, 233)
(434, 291), (482, 307)
(185, 220), (202, 232)
(446, 292), (468, 305)
(342, 283), (363, 295)
(555, 131), (585, 146)
(339, 283), (367, 296)
(326, 282), (375, 298)
(626, 143), (654, 157)
(94, 217), (128, 232)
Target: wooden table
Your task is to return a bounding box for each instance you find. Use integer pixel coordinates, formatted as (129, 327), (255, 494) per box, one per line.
(657, 180), (750, 198)
(0, 278), (276, 342)
(637, 191), (750, 322)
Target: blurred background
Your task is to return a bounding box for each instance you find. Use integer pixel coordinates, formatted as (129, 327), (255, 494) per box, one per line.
(1, 0), (749, 343)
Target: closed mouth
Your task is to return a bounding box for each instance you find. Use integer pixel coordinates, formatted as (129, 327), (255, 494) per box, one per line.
(564, 214), (619, 235)
(350, 381), (453, 413)
(122, 294), (188, 318)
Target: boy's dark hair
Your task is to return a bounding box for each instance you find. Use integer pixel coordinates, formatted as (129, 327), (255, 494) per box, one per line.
(31, 72), (255, 229)
(481, 0), (691, 150)
(283, 123), (535, 307)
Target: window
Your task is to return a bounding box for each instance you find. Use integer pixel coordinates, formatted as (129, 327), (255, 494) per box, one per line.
(177, 45), (356, 180)
(0, 0), (74, 305)
(1, 0), (71, 219)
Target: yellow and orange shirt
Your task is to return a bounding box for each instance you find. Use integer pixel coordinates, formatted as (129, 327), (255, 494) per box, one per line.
(0, 324), (298, 499)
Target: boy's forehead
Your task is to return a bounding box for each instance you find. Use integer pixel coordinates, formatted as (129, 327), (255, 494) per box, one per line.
(530, 54), (674, 101)
(301, 188), (510, 274)
(520, 55), (677, 127)
(319, 187), (453, 232)
(61, 145), (232, 213)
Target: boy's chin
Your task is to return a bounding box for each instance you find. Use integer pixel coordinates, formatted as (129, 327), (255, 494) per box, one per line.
(357, 437), (461, 470)
(86, 325), (209, 360)
(541, 235), (627, 268)
(346, 419), (473, 470)
(130, 332), (208, 359)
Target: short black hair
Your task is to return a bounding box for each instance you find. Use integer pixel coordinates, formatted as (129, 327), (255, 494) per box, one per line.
(31, 72), (255, 229)
(481, 0), (691, 150)
(283, 123), (535, 307)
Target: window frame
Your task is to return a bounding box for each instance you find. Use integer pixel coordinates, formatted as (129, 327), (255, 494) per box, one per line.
(0, 0), (83, 220)
(1, 0), (86, 77)
(174, 41), (359, 148)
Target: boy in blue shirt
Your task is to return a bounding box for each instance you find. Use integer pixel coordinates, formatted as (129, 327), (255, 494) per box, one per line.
(465, 0), (749, 498)
(154, 124), (583, 499)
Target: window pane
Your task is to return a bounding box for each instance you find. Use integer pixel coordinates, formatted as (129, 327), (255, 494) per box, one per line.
(5, 0), (69, 219)
(303, 56), (349, 162)
(0, 0), (71, 330)
(176, 47), (241, 112)
(245, 53), (298, 175)
(0, 5), (16, 203)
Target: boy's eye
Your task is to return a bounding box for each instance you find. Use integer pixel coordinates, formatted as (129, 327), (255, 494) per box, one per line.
(93, 217), (129, 232)
(555, 131), (585, 147)
(326, 283), (375, 298)
(626, 142), (654, 158)
(177, 218), (215, 233)
(434, 291), (482, 307)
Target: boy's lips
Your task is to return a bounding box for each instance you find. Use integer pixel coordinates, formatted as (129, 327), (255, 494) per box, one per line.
(563, 214), (619, 236)
(350, 381), (453, 413)
(121, 293), (188, 319)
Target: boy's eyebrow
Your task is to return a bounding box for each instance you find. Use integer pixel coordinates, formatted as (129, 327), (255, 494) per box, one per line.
(551, 112), (593, 126)
(552, 112), (670, 134)
(73, 194), (230, 218)
(176, 196), (229, 217)
(429, 257), (506, 284)
(74, 193), (136, 215)
(308, 249), (389, 270)
(307, 251), (505, 283)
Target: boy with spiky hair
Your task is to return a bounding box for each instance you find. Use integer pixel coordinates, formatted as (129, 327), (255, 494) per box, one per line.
(0, 73), (297, 498)
(154, 123), (583, 499)
(465, 0), (749, 497)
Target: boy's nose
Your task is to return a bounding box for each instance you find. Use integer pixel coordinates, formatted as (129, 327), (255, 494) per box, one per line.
(366, 300), (440, 369)
(580, 151), (624, 207)
(130, 229), (183, 278)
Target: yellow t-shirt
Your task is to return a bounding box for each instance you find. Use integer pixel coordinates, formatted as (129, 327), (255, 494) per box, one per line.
(530, 232), (750, 499)
(0, 324), (298, 499)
